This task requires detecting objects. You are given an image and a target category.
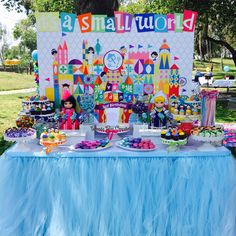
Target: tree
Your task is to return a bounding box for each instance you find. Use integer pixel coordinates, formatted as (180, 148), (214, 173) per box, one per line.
(122, 0), (236, 65)
(1, 0), (120, 15)
(13, 16), (36, 53)
(0, 0), (33, 15)
(0, 23), (9, 69)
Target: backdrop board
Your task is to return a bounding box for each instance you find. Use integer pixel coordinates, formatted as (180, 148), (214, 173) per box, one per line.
(36, 11), (198, 124)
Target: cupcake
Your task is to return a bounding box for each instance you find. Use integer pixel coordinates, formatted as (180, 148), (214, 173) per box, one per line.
(173, 133), (179, 141)
(165, 132), (172, 140)
(55, 133), (62, 141)
(48, 134), (55, 142)
(161, 130), (167, 138)
(179, 132), (186, 140)
(41, 134), (48, 142)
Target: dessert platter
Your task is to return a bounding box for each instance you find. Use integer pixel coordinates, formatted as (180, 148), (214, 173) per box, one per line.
(191, 126), (224, 142)
(21, 95), (55, 119)
(40, 128), (67, 145)
(4, 127), (36, 142)
(160, 127), (188, 151)
(40, 129), (67, 154)
(72, 138), (112, 152)
(116, 137), (157, 152)
(190, 126), (224, 150)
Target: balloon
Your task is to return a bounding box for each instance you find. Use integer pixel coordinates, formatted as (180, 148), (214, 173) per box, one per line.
(32, 50), (38, 61)
(223, 66), (230, 72)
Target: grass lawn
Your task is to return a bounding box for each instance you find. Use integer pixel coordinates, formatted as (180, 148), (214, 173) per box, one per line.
(0, 93), (34, 155)
(0, 72), (35, 91)
(194, 58), (236, 80)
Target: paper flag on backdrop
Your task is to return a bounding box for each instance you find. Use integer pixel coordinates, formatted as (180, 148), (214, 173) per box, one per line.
(60, 12), (76, 33)
(62, 33), (67, 37)
(148, 44), (152, 49)
(36, 12), (59, 32)
(138, 45), (143, 49)
(45, 78), (50, 81)
(182, 89), (187, 92)
(129, 45), (134, 49)
(174, 56), (179, 60)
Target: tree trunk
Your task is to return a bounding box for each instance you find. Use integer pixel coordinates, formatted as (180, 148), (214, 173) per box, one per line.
(207, 36), (236, 66)
(75, 0), (119, 16)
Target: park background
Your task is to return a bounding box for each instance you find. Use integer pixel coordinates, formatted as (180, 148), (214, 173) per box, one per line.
(0, 0), (236, 154)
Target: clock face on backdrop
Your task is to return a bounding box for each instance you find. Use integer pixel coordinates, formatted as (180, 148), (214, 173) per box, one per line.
(103, 50), (123, 71)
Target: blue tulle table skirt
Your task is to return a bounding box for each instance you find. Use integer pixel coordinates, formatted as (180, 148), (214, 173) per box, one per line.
(0, 145), (236, 236)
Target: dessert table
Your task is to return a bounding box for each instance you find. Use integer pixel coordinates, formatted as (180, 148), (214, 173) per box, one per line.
(0, 137), (236, 236)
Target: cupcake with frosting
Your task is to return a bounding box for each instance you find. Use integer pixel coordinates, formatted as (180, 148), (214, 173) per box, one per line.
(161, 130), (167, 138)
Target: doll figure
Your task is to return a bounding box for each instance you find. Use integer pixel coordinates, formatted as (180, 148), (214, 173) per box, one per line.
(42, 104), (46, 111)
(179, 105), (185, 116)
(186, 105), (192, 116)
(150, 92), (169, 128)
(60, 90), (79, 130)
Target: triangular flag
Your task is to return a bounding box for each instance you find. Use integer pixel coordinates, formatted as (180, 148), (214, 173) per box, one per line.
(125, 76), (133, 85)
(83, 66), (89, 75)
(62, 32), (67, 37)
(138, 44), (143, 49)
(45, 77), (50, 81)
(129, 45), (134, 49)
(148, 44), (152, 49)
(174, 56), (179, 60)
(94, 76), (102, 85)
(182, 89), (187, 92)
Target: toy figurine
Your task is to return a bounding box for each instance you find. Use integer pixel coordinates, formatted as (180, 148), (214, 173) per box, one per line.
(192, 104), (198, 115)
(60, 90), (79, 130)
(150, 92), (169, 128)
(179, 105), (185, 116)
(42, 104), (46, 111)
(186, 105), (192, 116)
(170, 103), (175, 114)
(173, 104), (179, 115)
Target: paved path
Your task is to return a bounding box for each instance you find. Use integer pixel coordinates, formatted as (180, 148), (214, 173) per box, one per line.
(0, 88), (35, 95)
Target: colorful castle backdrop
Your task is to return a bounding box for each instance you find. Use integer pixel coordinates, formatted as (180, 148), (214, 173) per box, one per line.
(45, 38), (182, 123)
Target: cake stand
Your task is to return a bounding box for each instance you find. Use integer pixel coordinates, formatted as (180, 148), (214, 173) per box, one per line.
(161, 138), (188, 152)
(191, 134), (224, 151)
(40, 140), (67, 154)
(4, 133), (36, 151)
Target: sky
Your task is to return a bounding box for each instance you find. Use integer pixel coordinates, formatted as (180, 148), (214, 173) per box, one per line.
(0, 2), (26, 45)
